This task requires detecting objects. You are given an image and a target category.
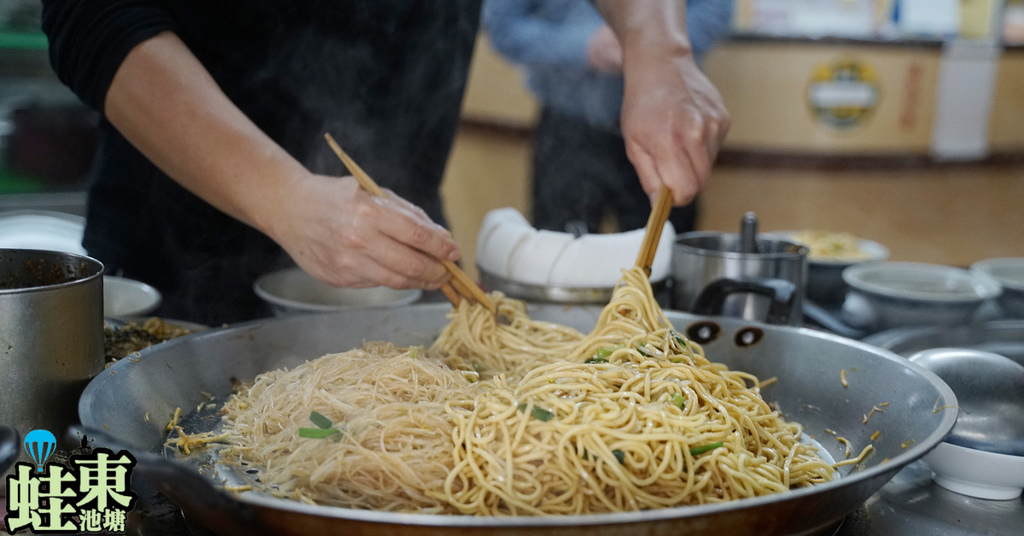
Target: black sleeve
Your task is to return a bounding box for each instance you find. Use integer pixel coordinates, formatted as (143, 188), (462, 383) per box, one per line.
(41, 0), (177, 113)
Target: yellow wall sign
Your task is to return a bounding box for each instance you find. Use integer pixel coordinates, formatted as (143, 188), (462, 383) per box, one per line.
(807, 59), (881, 130)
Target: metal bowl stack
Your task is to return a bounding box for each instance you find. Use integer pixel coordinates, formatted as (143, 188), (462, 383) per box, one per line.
(767, 230), (889, 307)
(971, 258), (1024, 318)
(840, 262), (1002, 332)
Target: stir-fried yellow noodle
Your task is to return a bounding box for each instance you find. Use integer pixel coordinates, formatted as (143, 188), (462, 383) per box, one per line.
(217, 268), (834, 514)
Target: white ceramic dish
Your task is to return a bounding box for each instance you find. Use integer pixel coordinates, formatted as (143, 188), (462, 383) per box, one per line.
(768, 231), (888, 305)
(475, 207), (674, 293)
(971, 258), (1024, 318)
(0, 210), (86, 255)
(840, 262), (1002, 332)
(103, 275), (162, 318)
(253, 268), (421, 316)
(922, 441), (1024, 500)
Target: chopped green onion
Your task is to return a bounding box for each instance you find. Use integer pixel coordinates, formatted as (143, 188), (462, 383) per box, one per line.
(309, 411), (333, 429)
(672, 393), (687, 409)
(612, 449), (625, 464)
(689, 442), (723, 456)
(410, 346), (419, 359)
(671, 331), (688, 347)
(636, 344), (652, 358)
(472, 363), (484, 372)
(517, 403), (554, 422)
(585, 357), (608, 364)
(298, 427), (341, 439)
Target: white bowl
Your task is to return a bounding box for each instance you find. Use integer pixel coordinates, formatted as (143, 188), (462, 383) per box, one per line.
(923, 441), (1024, 500)
(103, 276), (162, 318)
(508, 230), (573, 285)
(0, 210), (87, 256)
(841, 262), (1002, 331)
(769, 231), (889, 305)
(253, 268), (421, 316)
(971, 258), (1024, 318)
(475, 208), (675, 299)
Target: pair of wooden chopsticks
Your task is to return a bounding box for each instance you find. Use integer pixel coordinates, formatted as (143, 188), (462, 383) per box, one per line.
(635, 184), (673, 277)
(323, 133), (497, 314)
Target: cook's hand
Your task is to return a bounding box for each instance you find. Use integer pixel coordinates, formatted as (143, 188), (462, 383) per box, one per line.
(620, 50), (730, 206)
(269, 174), (460, 290)
(587, 25), (623, 73)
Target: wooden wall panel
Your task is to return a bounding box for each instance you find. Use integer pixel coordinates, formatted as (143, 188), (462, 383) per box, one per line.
(702, 42), (940, 154)
(696, 164), (1024, 267)
(988, 50), (1024, 152)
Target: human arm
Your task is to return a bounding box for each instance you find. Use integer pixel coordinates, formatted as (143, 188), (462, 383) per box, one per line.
(592, 0), (731, 206)
(589, 0), (733, 74)
(41, 2), (459, 290)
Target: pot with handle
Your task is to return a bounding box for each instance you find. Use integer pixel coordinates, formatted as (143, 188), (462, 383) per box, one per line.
(671, 231), (808, 325)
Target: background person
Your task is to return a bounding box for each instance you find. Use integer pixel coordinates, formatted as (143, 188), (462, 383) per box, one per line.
(485, 0), (734, 234)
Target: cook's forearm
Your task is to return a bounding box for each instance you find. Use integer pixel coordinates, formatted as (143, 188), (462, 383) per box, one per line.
(592, 0), (692, 59)
(104, 31), (305, 235)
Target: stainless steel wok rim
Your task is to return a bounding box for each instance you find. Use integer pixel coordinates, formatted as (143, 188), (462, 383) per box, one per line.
(79, 305), (959, 528)
(230, 464), (903, 527)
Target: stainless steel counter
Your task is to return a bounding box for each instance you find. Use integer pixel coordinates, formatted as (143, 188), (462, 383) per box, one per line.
(838, 461), (1024, 536)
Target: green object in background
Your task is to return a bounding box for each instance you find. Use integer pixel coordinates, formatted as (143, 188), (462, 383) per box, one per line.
(0, 30), (48, 50)
(0, 168), (46, 194)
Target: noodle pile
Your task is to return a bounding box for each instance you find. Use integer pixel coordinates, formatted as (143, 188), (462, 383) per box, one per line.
(790, 230), (870, 261)
(217, 267), (834, 514)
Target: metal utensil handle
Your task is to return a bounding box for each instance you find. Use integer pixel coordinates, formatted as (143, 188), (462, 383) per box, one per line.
(691, 278), (797, 325)
(739, 212), (759, 254)
(802, 301), (867, 339)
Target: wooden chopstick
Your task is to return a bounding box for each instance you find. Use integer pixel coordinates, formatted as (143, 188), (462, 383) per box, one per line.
(323, 133), (496, 314)
(635, 184), (673, 277)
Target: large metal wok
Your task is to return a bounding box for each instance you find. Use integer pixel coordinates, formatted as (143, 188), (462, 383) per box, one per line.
(78, 304), (956, 536)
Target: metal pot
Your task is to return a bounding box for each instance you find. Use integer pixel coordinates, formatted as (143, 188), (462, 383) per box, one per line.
(78, 304), (955, 536)
(0, 249), (104, 451)
(671, 232), (808, 325)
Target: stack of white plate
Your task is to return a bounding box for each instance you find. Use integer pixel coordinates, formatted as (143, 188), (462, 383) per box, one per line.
(0, 210), (86, 255)
(475, 208), (674, 293)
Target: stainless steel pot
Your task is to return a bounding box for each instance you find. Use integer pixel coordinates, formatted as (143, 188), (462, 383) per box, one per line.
(671, 232), (808, 325)
(0, 249), (104, 450)
(78, 304), (955, 536)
